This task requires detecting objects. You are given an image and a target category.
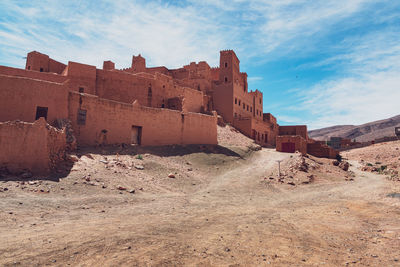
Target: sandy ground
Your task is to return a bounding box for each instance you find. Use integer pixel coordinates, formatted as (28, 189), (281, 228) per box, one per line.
(1, 131), (400, 266)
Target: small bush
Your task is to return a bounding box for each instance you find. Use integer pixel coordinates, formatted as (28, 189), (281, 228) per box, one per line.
(366, 163), (373, 166)
(136, 154), (143, 160)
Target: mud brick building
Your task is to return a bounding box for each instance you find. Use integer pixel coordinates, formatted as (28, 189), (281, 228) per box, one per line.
(0, 49), (336, 174)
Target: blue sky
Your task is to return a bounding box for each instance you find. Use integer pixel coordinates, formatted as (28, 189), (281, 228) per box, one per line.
(1, 0), (399, 129)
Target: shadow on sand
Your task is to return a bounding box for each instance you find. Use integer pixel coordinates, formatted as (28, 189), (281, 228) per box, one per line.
(0, 144), (248, 182)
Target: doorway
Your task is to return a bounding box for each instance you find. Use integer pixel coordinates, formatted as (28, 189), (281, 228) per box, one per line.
(282, 142), (295, 153)
(131, 125), (142, 145)
(35, 106), (48, 120)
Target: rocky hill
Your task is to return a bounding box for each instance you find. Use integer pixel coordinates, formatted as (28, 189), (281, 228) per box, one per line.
(309, 114), (400, 142)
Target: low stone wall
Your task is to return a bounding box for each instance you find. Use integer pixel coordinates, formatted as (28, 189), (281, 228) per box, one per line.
(0, 118), (66, 175)
(307, 143), (338, 159)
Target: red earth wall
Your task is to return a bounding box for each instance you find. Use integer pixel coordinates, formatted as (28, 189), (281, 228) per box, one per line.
(276, 135), (307, 155)
(68, 92), (217, 146)
(0, 74), (69, 124)
(0, 118), (66, 175)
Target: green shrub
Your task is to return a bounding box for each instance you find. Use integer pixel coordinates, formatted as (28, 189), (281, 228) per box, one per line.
(136, 154), (143, 160)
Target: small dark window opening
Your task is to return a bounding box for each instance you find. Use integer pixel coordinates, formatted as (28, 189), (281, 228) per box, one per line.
(224, 77), (228, 82)
(197, 85), (201, 91)
(27, 66), (31, 70)
(225, 62), (228, 68)
(79, 87), (84, 93)
(147, 86), (152, 106)
(77, 109), (87, 125)
(161, 104), (165, 108)
(101, 129), (108, 134)
(40, 68), (44, 72)
(250, 107), (252, 112)
(238, 100), (241, 106)
(235, 98), (237, 104)
(35, 106), (48, 120)
(260, 98), (262, 104)
(265, 133), (268, 142)
(247, 105), (249, 111)
(243, 103), (245, 110)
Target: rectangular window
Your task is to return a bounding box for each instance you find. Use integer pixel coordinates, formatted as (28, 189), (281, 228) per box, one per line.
(235, 98), (237, 104)
(79, 87), (84, 93)
(238, 100), (241, 106)
(259, 98), (261, 104)
(250, 107), (252, 112)
(243, 103), (245, 109)
(247, 105), (249, 111)
(77, 109), (87, 125)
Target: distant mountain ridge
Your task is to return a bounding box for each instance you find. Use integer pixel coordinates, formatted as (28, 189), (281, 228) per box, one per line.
(309, 115), (400, 142)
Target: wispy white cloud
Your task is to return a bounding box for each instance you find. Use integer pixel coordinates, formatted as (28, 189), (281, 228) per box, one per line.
(295, 29), (400, 129)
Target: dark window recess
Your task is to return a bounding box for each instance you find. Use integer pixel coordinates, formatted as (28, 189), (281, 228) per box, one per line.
(27, 66), (31, 70)
(260, 98), (262, 104)
(243, 103), (245, 109)
(235, 98), (237, 104)
(79, 87), (84, 93)
(35, 106), (48, 120)
(40, 68), (44, 72)
(250, 107), (252, 112)
(225, 62), (228, 68)
(224, 77), (228, 82)
(77, 109), (87, 125)
(161, 104), (165, 108)
(247, 105), (249, 111)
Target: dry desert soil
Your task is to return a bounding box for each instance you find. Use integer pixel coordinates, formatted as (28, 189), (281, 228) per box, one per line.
(1, 127), (400, 266)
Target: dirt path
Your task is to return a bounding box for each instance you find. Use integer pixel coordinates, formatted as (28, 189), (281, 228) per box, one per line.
(1, 149), (399, 266)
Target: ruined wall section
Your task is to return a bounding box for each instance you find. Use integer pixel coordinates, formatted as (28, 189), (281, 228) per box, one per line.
(0, 118), (66, 175)
(307, 143), (338, 159)
(25, 51), (66, 74)
(68, 92), (217, 146)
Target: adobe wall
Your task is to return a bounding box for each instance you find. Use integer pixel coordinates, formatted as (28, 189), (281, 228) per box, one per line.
(0, 74), (69, 124)
(279, 125), (308, 140)
(212, 83), (233, 123)
(233, 82), (253, 119)
(276, 135), (307, 155)
(25, 51), (66, 74)
(0, 118), (66, 175)
(95, 70), (204, 112)
(68, 92), (217, 146)
(307, 143), (338, 159)
(250, 90), (263, 120)
(0, 66), (68, 84)
(64, 62), (97, 95)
